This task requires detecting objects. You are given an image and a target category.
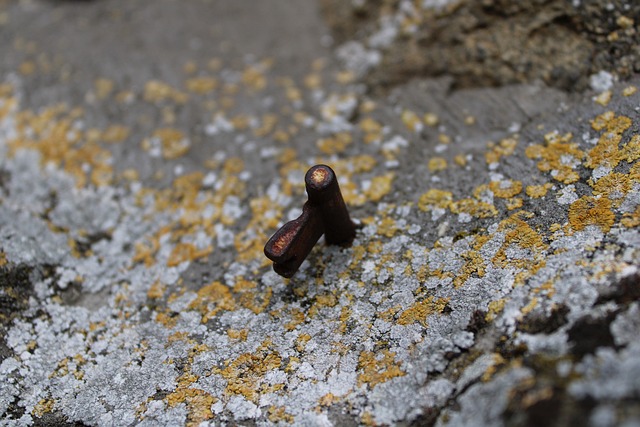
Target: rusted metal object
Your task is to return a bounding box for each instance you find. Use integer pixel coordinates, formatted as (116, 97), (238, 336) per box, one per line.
(264, 164), (356, 278)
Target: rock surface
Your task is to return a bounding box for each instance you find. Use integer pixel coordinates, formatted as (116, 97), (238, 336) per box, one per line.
(0, 1), (639, 426)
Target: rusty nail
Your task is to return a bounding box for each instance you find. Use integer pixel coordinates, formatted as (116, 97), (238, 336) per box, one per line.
(264, 164), (356, 278)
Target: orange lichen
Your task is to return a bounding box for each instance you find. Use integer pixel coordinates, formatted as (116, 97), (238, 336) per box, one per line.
(489, 180), (522, 198)
(359, 117), (383, 144)
(377, 217), (399, 238)
(424, 112), (439, 126)
(284, 309), (305, 331)
(167, 243), (212, 267)
(592, 172), (632, 207)
(621, 135), (640, 162)
(526, 183), (553, 198)
(316, 132), (352, 154)
(295, 334), (312, 352)
(594, 90), (612, 106)
(227, 329), (249, 341)
(428, 157), (448, 172)
(214, 339), (283, 402)
(267, 406), (294, 424)
(364, 173), (395, 202)
(485, 299), (506, 321)
(492, 214), (548, 274)
(568, 195), (615, 233)
(506, 198), (523, 210)
(525, 132), (584, 184)
(485, 138), (518, 165)
(450, 198), (498, 218)
(147, 281), (166, 299)
(166, 388), (216, 426)
(185, 76), (218, 94)
(357, 350), (405, 388)
(188, 282), (236, 323)
(397, 296), (449, 327)
(144, 80), (187, 104)
(242, 66), (267, 91)
(94, 78), (114, 100)
(32, 399), (55, 417)
(147, 128), (191, 160)
(621, 206), (640, 228)
(401, 110), (422, 132)
(418, 189), (453, 211)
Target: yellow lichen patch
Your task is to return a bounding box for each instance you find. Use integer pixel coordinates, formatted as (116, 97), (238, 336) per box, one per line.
(94, 78), (114, 100)
(235, 280), (272, 315)
(481, 353), (506, 382)
(101, 125), (130, 143)
(166, 388), (216, 426)
(242, 66), (267, 91)
(144, 80), (187, 104)
(594, 90), (612, 106)
(485, 299), (507, 322)
(19, 61), (36, 75)
(188, 282), (236, 323)
(592, 172), (632, 207)
(424, 112), (439, 127)
(438, 134), (451, 144)
(295, 334), (312, 352)
(364, 173), (395, 202)
(568, 195), (615, 233)
(493, 214), (548, 273)
(428, 157), (448, 172)
(621, 206), (640, 228)
(234, 195), (284, 262)
(489, 179), (522, 198)
(520, 297), (539, 316)
(0, 251), (6, 267)
(622, 86), (637, 97)
(526, 183), (553, 198)
(397, 296), (449, 327)
(586, 131), (628, 172)
(284, 308), (305, 331)
(452, 248), (486, 288)
(156, 312), (177, 328)
(621, 134), (640, 162)
(149, 128), (191, 160)
(506, 198), (523, 210)
(167, 242), (212, 267)
(401, 109), (422, 132)
(357, 350), (405, 388)
(268, 406), (294, 424)
(450, 198), (498, 218)
(8, 105), (114, 188)
(377, 217), (399, 238)
(227, 328), (248, 341)
(32, 399), (55, 417)
(485, 138), (518, 165)
(185, 76), (218, 94)
(215, 339), (283, 402)
(316, 132), (352, 154)
(308, 293), (339, 318)
(318, 393), (337, 407)
(418, 189), (453, 211)
(525, 132), (584, 184)
(359, 117), (383, 144)
(448, 156), (464, 170)
(147, 281), (166, 299)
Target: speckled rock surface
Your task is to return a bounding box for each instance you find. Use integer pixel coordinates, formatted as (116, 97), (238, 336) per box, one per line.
(1, 1), (639, 426)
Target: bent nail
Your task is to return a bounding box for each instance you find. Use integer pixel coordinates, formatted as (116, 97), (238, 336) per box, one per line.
(264, 164), (356, 278)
